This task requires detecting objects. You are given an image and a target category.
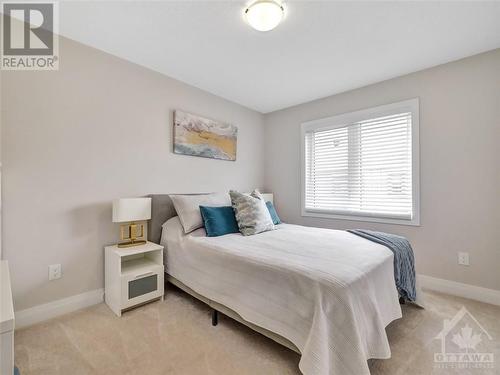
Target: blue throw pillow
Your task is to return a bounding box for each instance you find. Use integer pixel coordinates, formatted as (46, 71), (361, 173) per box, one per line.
(266, 201), (281, 225)
(199, 206), (239, 237)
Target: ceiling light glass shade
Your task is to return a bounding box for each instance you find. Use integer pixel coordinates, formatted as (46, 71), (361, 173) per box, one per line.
(245, 1), (284, 32)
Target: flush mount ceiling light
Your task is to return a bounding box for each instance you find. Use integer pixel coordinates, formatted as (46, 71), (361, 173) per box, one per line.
(244, 0), (285, 32)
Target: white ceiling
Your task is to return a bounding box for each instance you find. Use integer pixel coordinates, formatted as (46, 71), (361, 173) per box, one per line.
(59, 1), (500, 113)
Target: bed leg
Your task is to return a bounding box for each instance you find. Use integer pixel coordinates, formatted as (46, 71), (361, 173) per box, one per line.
(212, 309), (218, 326)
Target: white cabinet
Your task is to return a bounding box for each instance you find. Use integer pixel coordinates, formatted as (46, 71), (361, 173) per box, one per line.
(105, 242), (164, 317)
(1, 261), (14, 375)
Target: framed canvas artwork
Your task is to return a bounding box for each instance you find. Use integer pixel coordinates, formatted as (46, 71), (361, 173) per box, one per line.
(173, 110), (237, 161)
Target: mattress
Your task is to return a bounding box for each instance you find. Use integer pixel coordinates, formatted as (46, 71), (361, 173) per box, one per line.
(161, 218), (402, 375)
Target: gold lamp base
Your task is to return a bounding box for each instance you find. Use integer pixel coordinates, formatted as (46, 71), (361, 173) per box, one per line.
(117, 222), (147, 248)
(117, 239), (147, 248)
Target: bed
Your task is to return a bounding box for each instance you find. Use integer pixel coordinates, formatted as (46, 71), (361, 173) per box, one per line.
(148, 194), (402, 375)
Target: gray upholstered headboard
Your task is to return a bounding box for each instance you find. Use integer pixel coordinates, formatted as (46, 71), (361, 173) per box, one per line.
(147, 193), (273, 244)
(147, 194), (177, 244)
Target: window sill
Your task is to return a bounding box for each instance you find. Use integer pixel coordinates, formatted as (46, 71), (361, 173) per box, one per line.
(301, 210), (420, 226)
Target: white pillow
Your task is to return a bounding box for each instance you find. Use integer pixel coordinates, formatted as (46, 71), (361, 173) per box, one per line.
(169, 193), (231, 233)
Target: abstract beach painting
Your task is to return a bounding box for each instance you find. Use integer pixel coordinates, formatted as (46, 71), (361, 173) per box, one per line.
(173, 111), (237, 161)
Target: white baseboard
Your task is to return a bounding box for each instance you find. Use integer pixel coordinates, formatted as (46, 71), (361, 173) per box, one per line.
(13, 276), (500, 329)
(15, 288), (104, 329)
(418, 274), (500, 307)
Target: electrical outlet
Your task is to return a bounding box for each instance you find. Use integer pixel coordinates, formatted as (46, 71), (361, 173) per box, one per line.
(458, 252), (469, 266)
(48, 264), (62, 280)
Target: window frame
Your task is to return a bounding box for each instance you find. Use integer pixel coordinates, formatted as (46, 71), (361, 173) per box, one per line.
(300, 98), (420, 226)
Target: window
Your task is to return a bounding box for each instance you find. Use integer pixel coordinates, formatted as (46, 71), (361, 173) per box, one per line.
(301, 99), (419, 225)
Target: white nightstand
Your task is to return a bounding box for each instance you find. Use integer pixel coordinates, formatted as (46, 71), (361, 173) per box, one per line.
(105, 241), (164, 317)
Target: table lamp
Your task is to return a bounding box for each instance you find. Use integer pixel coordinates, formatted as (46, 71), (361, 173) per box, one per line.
(112, 197), (152, 247)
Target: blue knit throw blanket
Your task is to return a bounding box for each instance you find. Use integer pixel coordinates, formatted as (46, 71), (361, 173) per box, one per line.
(348, 229), (416, 302)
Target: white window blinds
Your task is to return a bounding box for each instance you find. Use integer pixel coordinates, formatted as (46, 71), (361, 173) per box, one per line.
(304, 109), (416, 222)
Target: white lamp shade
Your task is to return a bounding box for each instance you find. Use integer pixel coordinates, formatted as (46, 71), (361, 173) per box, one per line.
(112, 198), (152, 223)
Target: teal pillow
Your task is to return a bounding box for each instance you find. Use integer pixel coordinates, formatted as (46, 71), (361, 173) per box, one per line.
(199, 206), (239, 237)
(266, 201), (281, 225)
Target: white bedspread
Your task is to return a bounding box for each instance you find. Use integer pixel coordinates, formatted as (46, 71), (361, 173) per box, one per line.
(161, 218), (402, 375)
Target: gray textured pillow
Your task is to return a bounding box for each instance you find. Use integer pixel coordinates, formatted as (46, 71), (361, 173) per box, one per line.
(230, 190), (275, 236)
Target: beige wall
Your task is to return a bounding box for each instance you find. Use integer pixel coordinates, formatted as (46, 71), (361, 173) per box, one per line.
(1, 37), (265, 310)
(264, 49), (500, 291)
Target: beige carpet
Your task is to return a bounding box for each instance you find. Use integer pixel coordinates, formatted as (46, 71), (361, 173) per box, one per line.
(15, 286), (500, 375)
